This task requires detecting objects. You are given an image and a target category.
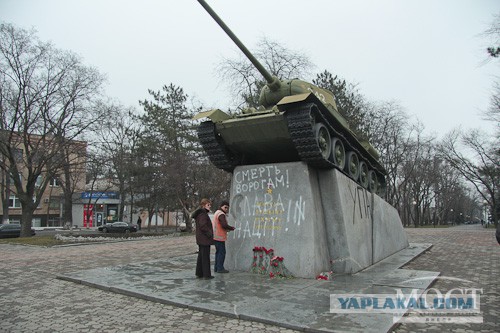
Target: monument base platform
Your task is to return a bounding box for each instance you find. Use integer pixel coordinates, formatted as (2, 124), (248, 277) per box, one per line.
(59, 243), (436, 333)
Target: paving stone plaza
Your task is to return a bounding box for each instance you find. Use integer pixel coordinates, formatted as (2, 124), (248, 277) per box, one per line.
(0, 224), (498, 332)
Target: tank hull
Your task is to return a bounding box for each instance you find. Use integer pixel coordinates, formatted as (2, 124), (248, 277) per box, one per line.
(197, 94), (387, 195)
(217, 113), (298, 164)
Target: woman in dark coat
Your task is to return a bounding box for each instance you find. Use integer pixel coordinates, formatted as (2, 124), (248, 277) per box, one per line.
(191, 198), (214, 279)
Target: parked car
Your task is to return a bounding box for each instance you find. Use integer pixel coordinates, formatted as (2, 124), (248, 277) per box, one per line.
(0, 224), (36, 238)
(98, 222), (137, 234)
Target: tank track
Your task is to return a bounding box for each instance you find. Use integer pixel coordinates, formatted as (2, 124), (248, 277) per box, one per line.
(197, 121), (238, 172)
(285, 102), (386, 191)
(286, 105), (334, 169)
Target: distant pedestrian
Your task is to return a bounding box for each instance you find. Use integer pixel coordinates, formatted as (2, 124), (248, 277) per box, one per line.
(213, 201), (235, 273)
(192, 199), (214, 279)
(136, 217), (142, 231)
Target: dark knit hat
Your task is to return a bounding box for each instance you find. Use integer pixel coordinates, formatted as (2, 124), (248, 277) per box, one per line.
(219, 200), (229, 208)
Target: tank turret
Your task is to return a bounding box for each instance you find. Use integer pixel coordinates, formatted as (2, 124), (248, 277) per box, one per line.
(194, 0), (386, 194)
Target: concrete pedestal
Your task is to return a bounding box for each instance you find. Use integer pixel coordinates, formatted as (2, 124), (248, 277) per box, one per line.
(225, 162), (408, 278)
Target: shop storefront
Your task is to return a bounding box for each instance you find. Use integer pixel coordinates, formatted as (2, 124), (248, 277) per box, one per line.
(73, 191), (121, 228)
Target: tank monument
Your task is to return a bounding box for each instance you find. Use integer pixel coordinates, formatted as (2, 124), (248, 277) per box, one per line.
(194, 0), (409, 278)
(54, 3), (436, 331)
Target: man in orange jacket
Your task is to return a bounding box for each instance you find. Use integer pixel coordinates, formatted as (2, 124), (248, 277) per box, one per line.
(213, 200), (235, 273)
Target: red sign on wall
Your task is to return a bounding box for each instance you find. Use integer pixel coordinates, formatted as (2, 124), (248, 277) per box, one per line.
(83, 204), (94, 227)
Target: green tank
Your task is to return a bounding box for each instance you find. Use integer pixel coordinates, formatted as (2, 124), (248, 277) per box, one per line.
(194, 0), (386, 194)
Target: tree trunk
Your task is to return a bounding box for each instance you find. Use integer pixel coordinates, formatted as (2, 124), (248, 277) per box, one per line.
(493, 201), (498, 227)
(61, 159), (74, 227)
(63, 194), (73, 228)
(118, 183), (126, 221)
(20, 204), (34, 237)
(147, 206), (155, 231)
(178, 198), (193, 232)
(1, 169), (10, 224)
(128, 193), (135, 224)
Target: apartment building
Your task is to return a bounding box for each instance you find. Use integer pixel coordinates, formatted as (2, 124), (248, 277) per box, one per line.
(0, 133), (87, 228)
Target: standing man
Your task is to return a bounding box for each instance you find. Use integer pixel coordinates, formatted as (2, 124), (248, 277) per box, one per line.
(192, 199), (214, 279)
(213, 201), (235, 273)
(136, 216), (142, 231)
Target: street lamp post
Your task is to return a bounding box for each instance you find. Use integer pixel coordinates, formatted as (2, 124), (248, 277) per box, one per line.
(483, 200), (488, 227)
(412, 200), (417, 227)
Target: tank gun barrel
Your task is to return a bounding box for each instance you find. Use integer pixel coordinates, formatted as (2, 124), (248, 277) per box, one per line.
(197, 0), (280, 90)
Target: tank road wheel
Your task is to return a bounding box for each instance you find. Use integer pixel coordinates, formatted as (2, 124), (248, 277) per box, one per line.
(359, 162), (369, 188)
(331, 138), (345, 168)
(368, 170), (378, 193)
(314, 123), (332, 161)
(345, 151), (360, 180)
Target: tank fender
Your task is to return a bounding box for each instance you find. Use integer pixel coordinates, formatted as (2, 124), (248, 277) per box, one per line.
(276, 93), (316, 110)
(192, 109), (232, 122)
(277, 91), (338, 110)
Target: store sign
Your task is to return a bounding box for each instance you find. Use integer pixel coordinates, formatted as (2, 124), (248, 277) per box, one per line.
(81, 192), (119, 199)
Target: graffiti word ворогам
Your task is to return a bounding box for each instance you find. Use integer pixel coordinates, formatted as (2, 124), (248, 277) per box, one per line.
(234, 166), (289, 194)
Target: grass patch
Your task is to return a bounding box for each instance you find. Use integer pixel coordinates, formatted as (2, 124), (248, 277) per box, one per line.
(0, 230), (193, 247)
(0, 235), (66, 247)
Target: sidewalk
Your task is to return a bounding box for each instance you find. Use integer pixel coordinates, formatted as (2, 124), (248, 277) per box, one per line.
(0, 224), (498, 332)
(396, 224), (499, 333)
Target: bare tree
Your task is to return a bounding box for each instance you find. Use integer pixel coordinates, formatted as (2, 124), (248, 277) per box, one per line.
(93, 101), (141, 222)
(0, 23), (105, 235)
(217, 37), (313, 109)
(404, 142), (440, 227)
(58, 140), (88, 227)
(363, 101), (417, 206)
(438, 129), (500, 226)
(432, 161), (463, 225)
(82, 150), (115, 227)
(484, 82), (500, 137)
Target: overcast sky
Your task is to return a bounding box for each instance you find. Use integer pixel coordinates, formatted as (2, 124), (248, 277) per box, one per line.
(1, 0), (499, 137)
